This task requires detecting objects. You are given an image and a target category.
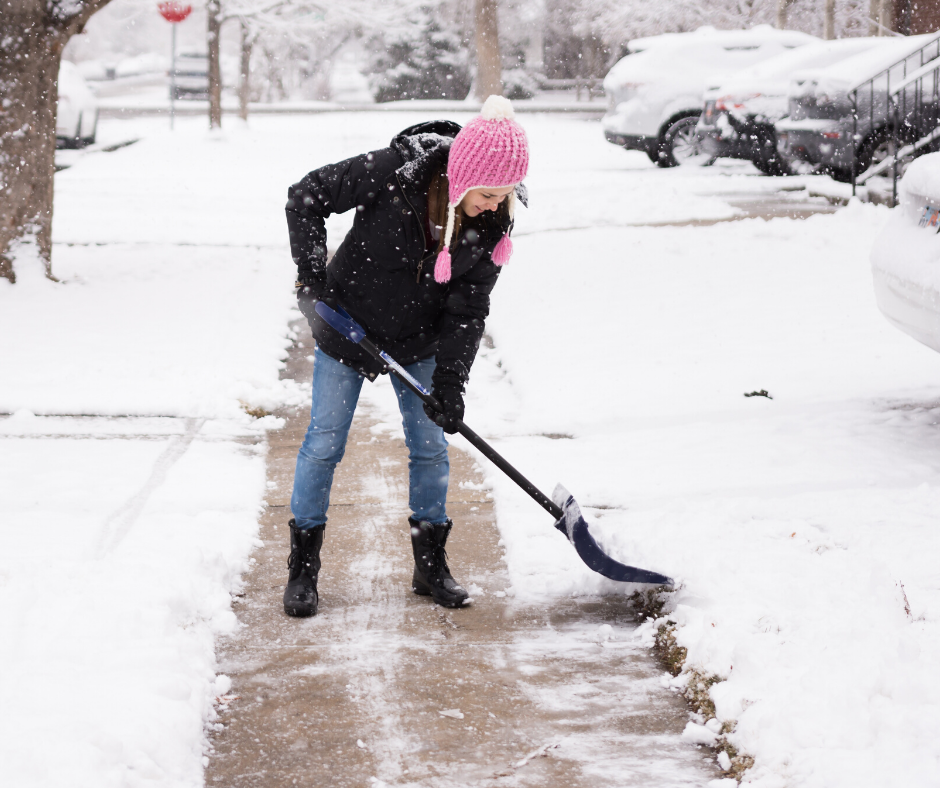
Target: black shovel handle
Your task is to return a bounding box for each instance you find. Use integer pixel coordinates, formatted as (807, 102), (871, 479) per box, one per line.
(314, 302), (563, 521)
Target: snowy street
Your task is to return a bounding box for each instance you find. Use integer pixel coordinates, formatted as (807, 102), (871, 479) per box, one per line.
(2, 110), (940, 786)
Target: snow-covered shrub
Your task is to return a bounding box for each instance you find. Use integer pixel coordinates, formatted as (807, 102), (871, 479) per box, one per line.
(502, 68), (538, 100)
(368, 7), (471, 102)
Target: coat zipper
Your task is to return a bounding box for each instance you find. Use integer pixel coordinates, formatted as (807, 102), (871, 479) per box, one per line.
(396, 172), (429, 283)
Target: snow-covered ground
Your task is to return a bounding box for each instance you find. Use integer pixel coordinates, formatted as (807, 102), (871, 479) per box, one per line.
(2, 110), (939, 786)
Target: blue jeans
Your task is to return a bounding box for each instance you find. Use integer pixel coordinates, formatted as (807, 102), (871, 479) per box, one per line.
(291, 347), (450, 529)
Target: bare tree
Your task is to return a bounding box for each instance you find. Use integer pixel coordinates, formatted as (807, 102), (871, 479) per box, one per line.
(209, 0), (426, 125)
(239, 20), (256, 120)
(878, 0), (895, 34)
(208, 0), (224, 128)
(475, 0), (502, 99)
(0, 0), (115, 282)
(824, 0), (836, 37)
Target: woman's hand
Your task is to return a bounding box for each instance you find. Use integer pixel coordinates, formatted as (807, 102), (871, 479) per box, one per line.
(424, 381), (464, 434)
(296, 272), (335, 322)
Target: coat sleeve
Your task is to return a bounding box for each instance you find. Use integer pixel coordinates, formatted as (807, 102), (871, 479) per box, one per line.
(286, 147), (402, 284)
(432, 256), (502, 391)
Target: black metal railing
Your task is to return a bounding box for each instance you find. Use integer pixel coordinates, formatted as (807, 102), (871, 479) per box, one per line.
(850, 33), (940, 199)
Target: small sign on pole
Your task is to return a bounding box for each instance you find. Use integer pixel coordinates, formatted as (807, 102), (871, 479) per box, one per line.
(158, 2), (193, 130)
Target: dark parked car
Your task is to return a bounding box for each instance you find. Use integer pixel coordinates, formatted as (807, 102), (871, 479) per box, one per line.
(696, 38), (883, 175)
(775, 34), (940, 181)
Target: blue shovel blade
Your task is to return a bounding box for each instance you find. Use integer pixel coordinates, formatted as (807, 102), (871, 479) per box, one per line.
(552, 484), (674, 586)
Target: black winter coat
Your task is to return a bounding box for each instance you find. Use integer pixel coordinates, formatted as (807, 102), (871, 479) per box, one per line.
(286, 120), (521, 386)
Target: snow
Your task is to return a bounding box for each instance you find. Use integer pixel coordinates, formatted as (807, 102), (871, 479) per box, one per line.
(803, 33), (939, 96)
(0, 116), (302, 787)
(626, 25), (818, 56)
(714, 38), (885, 119)
(3, 106), (940, 786)
(871, 153), (940, 355)
(463, 142), (940, 785)
(0, 419), (267, 787)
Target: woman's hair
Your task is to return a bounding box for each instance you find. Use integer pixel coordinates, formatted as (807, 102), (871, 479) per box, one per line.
(428, 169), (510, 255)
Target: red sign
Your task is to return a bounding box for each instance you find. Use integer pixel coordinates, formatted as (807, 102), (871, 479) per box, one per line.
(158, 2), (192, 23)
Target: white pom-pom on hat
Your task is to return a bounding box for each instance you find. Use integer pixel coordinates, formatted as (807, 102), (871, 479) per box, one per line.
(480, 94), (515, 121)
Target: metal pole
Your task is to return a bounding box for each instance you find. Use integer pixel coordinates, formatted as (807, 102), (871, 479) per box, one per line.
(170, 23), (177, 130)
(851, 91), (858, 196)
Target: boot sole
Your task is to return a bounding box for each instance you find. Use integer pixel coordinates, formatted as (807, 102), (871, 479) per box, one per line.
(412, 582), (469, 608)
(283, 599), (318, 617)
(284, 605), (317, 617)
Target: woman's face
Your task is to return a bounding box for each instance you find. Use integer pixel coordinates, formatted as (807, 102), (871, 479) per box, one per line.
(460, 185), (515, 217)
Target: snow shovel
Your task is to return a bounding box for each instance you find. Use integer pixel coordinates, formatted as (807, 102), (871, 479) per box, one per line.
(314, 301), (673, 586)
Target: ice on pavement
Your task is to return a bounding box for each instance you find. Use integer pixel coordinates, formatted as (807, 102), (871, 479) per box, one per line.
(1, 109), (939, 788)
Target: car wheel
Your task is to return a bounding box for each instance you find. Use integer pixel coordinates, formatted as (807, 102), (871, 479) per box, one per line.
(752, 154), (789, 177)
(658, 114), (714, 168)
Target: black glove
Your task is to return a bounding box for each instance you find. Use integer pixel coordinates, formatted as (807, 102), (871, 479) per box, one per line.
(295, 270), (329, 322)
(424, 380), (464, 434)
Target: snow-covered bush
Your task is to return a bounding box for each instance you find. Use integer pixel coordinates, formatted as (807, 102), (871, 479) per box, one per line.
(368, 6), (471, 102)
(502, 68), (538, 100)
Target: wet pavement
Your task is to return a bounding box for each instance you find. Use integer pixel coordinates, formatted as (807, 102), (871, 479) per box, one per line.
(205, 325), (719, 787)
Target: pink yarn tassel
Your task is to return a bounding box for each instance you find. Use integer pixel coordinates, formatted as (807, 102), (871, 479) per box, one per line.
(492, 234), (512, 266)
(434, 248), (452, 283)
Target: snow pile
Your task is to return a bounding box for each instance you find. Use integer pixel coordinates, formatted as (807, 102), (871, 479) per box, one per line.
(471, 197), (940, 785)
(1, 120), (309, 418)
(0, 244), (300, 418)
(0, 117), (308, 787)
(870, 153), (940, 355)
(0, 418), (266, 787)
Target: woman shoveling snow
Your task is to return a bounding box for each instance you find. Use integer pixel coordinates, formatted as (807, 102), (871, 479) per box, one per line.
(283, 95), (529, 617)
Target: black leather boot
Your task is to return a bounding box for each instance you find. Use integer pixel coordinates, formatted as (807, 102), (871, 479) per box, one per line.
(283, 519), (325, 617)
(410, 518), (469, 608)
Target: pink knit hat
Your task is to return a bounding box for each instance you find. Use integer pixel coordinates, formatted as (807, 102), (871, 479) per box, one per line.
(435, 95), (529, 284)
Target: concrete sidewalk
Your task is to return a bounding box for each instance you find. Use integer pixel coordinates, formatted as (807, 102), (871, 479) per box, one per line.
(206, 326), (718, 787)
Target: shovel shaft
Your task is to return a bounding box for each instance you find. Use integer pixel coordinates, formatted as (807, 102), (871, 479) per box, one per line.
(357, 336), (564, 521)
(312, 300), (673, 586)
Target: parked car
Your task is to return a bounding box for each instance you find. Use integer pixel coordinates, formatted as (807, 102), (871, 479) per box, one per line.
(871, 151), (940, 354)
(697, 37), (885, 175)
(171, 52), (210, 100)
(602, 25), (818, 167)
(776, 34), (940, 181)
(57, 61), (98, 149)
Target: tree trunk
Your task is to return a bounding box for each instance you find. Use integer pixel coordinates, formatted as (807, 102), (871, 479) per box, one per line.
(474, 0), (502, 101)
(824, 0), (837, 38)
(0, 1), (112, 283)
(879, 0), (895, 34)
(208, 0), (223, 129)
(870, 0), (882, 34)
(776, 0), (791, 29)
(239, 22), (254, 122)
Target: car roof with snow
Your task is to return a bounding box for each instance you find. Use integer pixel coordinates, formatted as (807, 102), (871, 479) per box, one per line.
(606, 26), (818, 89)
(791, 33), (939, 94)
(628, 25), (817, 54)
(715, 37), (888, 98)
